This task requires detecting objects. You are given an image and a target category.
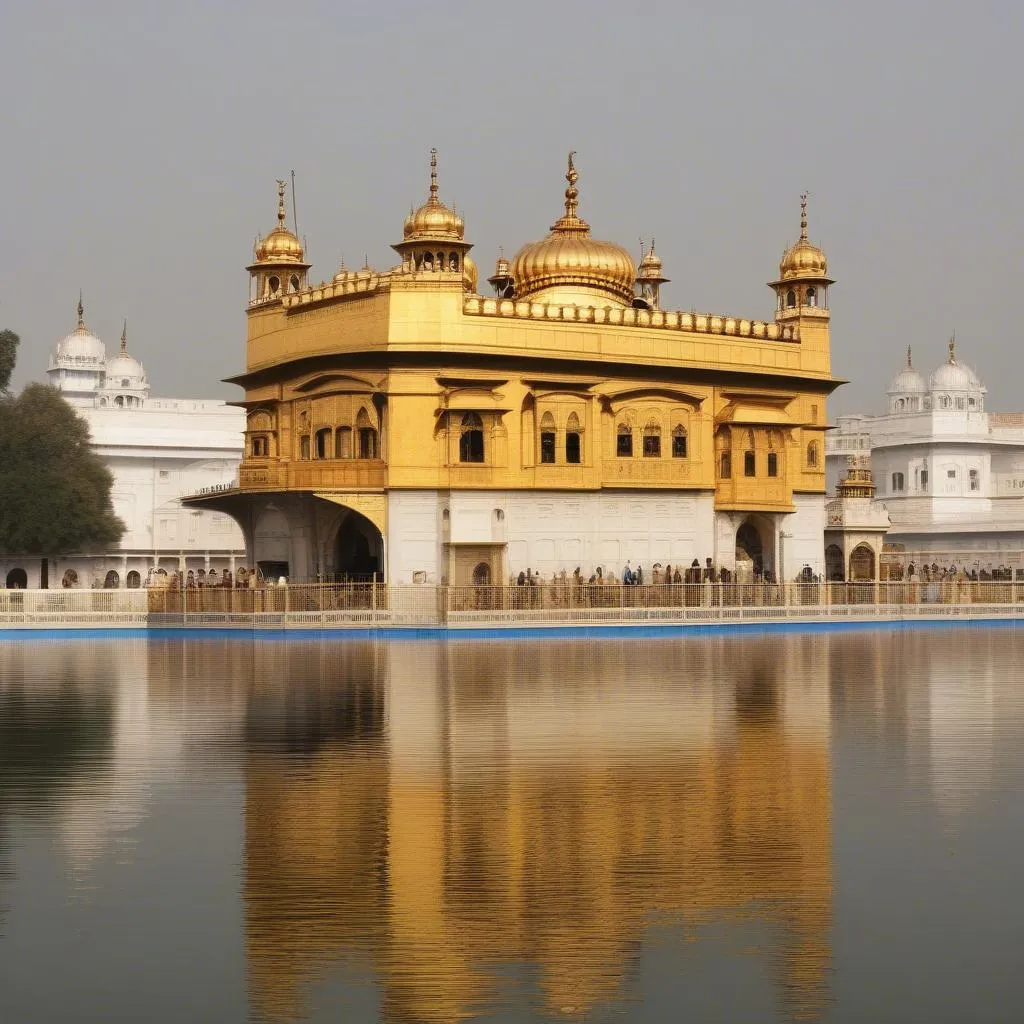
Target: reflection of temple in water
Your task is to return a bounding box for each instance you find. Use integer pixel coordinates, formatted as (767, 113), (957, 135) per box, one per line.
(240, 635), (833, 1022)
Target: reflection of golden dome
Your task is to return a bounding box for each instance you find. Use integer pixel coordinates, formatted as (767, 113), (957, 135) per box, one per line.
(778, 193), (827, 281)
(403, 148), (464, 242)
(511, 153), (636, 307)
(463, 254), (479, 293)
(254, 180), (305, 264)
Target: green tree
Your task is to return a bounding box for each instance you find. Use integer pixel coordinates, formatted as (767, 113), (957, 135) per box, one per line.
(0, 329), (18, 393)
(0, 382), (124, 556)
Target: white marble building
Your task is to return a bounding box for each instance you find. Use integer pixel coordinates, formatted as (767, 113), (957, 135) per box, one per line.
(826, 340), (1024, 568)
(0, 301), (245, 589)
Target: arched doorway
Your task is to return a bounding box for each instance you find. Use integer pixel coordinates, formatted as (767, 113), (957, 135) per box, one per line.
(5, 568), (27, 589)
(472, 562), (491, 585)
(334, 510), (384, 580)
(849, 544), (876, 582)
(735, 518), (770, 580)
(104, 570), (120, 589)
(825, 544), (845, 582)
(62, 569), (79, 589)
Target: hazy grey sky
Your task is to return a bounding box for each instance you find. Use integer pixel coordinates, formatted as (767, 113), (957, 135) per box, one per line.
(1, 0), (1021, 415)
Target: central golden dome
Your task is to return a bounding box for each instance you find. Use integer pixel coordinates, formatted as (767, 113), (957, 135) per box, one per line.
(511, 153), (636, 307)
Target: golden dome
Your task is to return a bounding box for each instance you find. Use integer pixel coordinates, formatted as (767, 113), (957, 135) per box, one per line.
(253, 180), (306, 265)
(463, 254), (479, 293)
(403, 149), (464, 242)
(778, 193), (827, 281)
(511, 152), (636, 307)
(636, 239), (666, 281)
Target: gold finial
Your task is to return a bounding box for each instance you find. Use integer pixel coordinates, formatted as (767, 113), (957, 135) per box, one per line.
(121, 320), (127, 353)
(564, 150), (579, 219)
(429, 148), (439, 203)
(76, 291), (84, 329)
(799, 192), (809, 241)
(907, 344), (913, 368)
(948, 333), (956, 363)
(639, 237), (646, 261)
(276, 178), (287, 227)
(650, 237), (656, 255)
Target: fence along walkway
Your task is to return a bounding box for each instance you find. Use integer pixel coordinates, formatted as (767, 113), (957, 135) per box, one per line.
(3, 581), (1024, 629)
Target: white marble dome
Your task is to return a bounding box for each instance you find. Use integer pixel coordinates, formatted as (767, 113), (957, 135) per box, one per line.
(103, 351), (147, 388)
(930, 359), (980, 392)
(888, 365), (927, 394)
(55, 324), (106, 364)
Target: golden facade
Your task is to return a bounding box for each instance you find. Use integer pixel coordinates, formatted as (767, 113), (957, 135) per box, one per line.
(191, 153), (839, 584)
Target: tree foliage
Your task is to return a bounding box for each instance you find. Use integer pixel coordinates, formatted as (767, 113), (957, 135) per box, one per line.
(0, 383), (124, 556)
(0, 329), (18, 393)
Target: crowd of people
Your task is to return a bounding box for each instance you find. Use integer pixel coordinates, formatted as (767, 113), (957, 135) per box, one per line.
(512, 558), (777, 588)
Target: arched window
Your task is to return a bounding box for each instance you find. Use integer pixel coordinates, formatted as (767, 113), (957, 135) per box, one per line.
(356, 408), (378, 459)
(767, 451), (778, 477)
(539, 412), (556, 464)
(744, 449), (756, 476)
(566, 412), (582, 464)
(786, 289), (796, 308)
(126, 570), (141, 589)
(104, 570), (120, 589)
(268, 276), (280, 295)
(806, 286), (817, 307)
(114, 395), (124, 407)
(643, 421), (662, 458)
(335, 426), (352, 459)
(671, 424), (687, 459)
(5, 568), (27, 589)
(449, 254), (459, 272)
(315, 427), (331, 459)
(459, 412), (484, 463)
(300, 435), (310, 460)
(720, 451), (732, 478)
(616, 421), (633, 458)
(472, 562), (491, 585)
(896, 398), (905, 411)
(250, 435), (268, 458)
(891, 472), (905, 492)
(422, 253), (433, 271)
(289, 274), (300, 292)
(806, 440), (819, 468)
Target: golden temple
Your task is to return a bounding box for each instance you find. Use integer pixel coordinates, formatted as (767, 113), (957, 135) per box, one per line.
(190, 152), (839, 584)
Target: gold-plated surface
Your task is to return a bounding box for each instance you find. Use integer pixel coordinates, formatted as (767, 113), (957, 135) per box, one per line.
(252, 180), (305, 265)
(778, 193), (828, 281)
(510, 152), (637, 306)
(402, 148), (464, 242)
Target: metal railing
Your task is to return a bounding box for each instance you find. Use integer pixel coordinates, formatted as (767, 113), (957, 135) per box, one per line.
(3, 581), (1024, 630)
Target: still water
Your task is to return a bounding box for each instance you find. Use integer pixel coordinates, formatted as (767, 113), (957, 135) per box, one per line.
(0, 628), (1021, 1022)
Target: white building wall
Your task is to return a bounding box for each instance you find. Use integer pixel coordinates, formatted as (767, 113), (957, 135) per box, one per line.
(386, 489), (717, 584)
(781, 494), (826, 579)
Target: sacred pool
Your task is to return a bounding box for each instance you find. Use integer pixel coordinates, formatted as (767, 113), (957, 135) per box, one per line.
(0, 626), (1021, 1022)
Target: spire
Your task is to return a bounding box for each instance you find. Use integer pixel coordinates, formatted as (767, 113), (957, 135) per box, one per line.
(799, 192), (809, 241)
(907, 344), (913, 369)
(949, 333), (956, 364)
(564, 150), (579, 219)
(429, 147), (439, 204)
(121, 320), (128, 353)
(76, 291), (85, 331)
(550, 150), (589, 234)
(276, 178), (287, 227)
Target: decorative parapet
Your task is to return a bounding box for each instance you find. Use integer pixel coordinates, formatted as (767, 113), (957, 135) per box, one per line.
(249, 271), (392, 310)
(462, 296), (797, 341)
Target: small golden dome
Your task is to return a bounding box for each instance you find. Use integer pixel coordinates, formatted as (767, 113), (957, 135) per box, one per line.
(463, 254), (479, 293)
(403, 149), (464, 242)
(254, 180), (305, 264)
(779, 193), (827, 281)
(511, 152), (636, 306)
(636, 239), (666, 280)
